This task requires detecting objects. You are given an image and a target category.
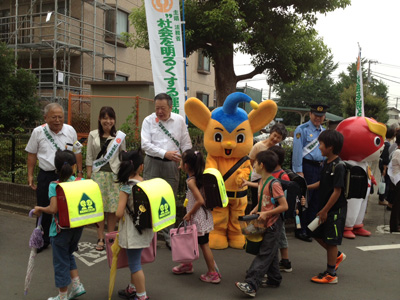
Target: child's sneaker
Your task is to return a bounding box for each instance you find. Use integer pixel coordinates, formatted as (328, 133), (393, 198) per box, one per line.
(118, 285), (136, 299)
(235, 282), (256, 297)
(172, 263), (194, 274)
(279, 259), (293, 273)
(200, 272), (221, 284)
(311, 271), (338, 284)
(68, 283), (86, 300)
(335, 252), (346, 270)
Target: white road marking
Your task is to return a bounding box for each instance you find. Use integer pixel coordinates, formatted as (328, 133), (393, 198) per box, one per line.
(357, 244), (400, 251)
(73, 241), (108, 267)
(376, 225), (400, 234)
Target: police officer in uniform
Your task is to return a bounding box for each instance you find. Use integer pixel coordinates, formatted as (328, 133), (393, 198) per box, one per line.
(292, 104), (329, 242)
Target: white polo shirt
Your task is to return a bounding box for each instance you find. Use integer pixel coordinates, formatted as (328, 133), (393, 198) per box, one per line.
(25, 123), (80, 171)
(141, 112), (192, 158)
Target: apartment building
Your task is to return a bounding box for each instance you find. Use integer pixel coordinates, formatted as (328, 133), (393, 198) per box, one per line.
(0, 0), (216, 107)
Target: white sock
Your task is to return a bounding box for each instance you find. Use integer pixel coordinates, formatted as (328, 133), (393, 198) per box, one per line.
(71, 276), (80, 288)
(136, 291), (147, 299)
(59, 291), (68, 300)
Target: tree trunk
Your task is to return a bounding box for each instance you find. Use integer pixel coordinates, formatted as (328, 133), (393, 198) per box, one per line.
(213, 49), (237, 107)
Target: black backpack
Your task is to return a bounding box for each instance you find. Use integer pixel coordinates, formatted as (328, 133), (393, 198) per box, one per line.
(274, 170), (307, 219)
(332, 161), (368, 199)
(125, 183), (153, 234)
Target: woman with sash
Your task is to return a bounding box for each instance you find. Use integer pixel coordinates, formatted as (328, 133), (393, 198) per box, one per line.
(86, 106), (126, 251)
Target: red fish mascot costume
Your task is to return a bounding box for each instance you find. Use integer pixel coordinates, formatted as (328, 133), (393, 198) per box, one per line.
(185, 92), (277, 249)
(336, 117), (386, 238)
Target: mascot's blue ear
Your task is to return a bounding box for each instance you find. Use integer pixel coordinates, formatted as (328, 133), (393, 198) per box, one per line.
(212, 92), (253, 133)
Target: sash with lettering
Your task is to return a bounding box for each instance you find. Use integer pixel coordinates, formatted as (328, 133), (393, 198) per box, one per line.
(92, 131), (126, 172)
(42, 123), (62, 151)
(302, 137), (320, 158)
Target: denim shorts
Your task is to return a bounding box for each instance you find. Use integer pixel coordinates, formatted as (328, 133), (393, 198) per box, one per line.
(50, 227), (83, 288)
(126, 248), (143, 274)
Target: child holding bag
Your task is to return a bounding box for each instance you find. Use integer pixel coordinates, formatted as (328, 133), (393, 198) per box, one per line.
(172, 149), (221, 283)
(235, 150), (288, 298)
(33, 149), (86, 300)
(116, 150), (153, 300)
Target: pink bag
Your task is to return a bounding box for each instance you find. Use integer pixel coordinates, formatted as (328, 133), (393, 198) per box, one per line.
(105, 231), (157, 269)
(170, 221), (199, 263)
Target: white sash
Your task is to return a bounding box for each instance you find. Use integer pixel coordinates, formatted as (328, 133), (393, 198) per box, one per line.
(92, 130), (126, 172)
(42, 124), (61, 151)
(302, 137), (319, 158)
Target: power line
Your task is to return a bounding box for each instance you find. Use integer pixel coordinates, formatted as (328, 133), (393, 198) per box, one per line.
(371, 71), (400, 80)
(370, 73), (400, 85)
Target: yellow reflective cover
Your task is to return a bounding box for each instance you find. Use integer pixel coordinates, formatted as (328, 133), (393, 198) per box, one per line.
(203, 168), (228, 208)
(136, 178), (176, 232)
(58, 179), (104, 228)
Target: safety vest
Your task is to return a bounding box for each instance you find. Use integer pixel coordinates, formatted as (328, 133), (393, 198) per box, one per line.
(56, 179), (104, 228)
(203, 168), (229, 209)
(136, 178), (176, 232)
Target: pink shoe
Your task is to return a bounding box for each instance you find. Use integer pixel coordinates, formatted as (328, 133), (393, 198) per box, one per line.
(172, 263), (193, 274)
(343, 230), (356, 239)
(353, 225), (371, 236)
(200, 272), (221, 284)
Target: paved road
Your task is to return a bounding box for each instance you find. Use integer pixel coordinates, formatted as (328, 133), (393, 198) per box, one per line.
(1, 194), (399, 300)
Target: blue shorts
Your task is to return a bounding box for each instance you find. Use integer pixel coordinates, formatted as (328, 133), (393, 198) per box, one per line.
(126, 248), (143, 274)
(50, 227), (83, 288)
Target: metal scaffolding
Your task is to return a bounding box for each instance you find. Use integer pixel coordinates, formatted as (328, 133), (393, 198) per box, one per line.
(0, 0), (118, 104)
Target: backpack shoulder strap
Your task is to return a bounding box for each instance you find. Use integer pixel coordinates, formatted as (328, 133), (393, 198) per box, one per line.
(223, 156), (250, 182)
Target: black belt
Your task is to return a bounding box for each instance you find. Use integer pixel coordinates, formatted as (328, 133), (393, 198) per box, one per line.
(147, 155), (170, 162)
(303, 158), (322, 166)
(227, 190), (248, 198)
(39, 168), (57, 174)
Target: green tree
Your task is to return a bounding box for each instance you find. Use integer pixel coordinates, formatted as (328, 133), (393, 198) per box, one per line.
(337, 59), (388, 122)
(0, 42), (41, 132)
(274, 53), (341, 125)
(123, 0), (350, 105)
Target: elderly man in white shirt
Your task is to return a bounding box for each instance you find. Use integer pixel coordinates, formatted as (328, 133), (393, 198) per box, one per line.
(141, 93), (192, 248)
(26, 103), (82, 252)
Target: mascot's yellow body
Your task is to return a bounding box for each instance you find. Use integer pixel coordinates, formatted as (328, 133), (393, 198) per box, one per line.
(185, 92), (277, 249)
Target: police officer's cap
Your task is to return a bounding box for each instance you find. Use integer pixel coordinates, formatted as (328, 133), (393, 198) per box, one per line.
(310, 104), (329, 117)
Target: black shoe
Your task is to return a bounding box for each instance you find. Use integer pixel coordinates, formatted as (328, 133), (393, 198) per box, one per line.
(118, 286), (136, 299)
(295, 233), (312, 242)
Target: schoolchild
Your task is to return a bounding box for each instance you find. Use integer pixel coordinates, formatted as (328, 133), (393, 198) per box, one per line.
(172, 149), (221, 283)
(268, 145), (292, 273)
(306, 129), (347, 284)
(33, 149), (86, 300)
(116, 150), (153, 300)
(235, 150), (288, 297)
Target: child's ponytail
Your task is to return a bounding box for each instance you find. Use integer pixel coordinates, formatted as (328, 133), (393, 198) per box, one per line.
(54, 149), (77, 182)
(117, 149), (144, 184)
(182, 149), (205, 189)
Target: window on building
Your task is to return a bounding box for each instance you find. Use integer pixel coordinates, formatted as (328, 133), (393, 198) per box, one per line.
(104, 72), (128, 81)
(196, 92), (209, 107)
(198, 51), (210, 74)
(0, 10), (10, 42)
(37, 1), (70, 16)
(105, 8), (129, 45)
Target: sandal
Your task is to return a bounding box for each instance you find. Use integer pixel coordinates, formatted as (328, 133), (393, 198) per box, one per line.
(95, 239), (105, 251)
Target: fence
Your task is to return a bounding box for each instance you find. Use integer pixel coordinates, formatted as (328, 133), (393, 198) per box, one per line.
(0, 134), (39, 184)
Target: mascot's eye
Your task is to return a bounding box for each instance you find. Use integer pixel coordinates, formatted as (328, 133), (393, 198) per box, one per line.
(374, 137), (381, 147)
(214, 132), (223, 142)
(236, 133), (245, 143)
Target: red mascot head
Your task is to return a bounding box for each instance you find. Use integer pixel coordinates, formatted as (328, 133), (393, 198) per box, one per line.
(336, 116), (387, 162)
